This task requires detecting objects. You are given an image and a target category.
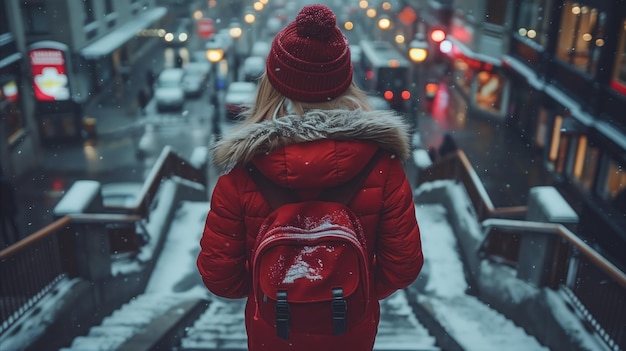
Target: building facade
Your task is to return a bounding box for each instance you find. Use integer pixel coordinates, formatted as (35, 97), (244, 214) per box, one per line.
(0, 0), (171, 178)
(415, 0), (626, 270)
(503, 0), (626, 269)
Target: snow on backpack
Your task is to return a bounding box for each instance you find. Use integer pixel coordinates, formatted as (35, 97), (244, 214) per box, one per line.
(248, 151), (382, 340)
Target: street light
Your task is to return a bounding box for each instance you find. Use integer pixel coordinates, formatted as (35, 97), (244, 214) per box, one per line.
(408, 33), (429, 120)
(206, 40), (225, 137)
(244, 12), (256, 25)
(408, 33), (429, 64)
(229, 22), (243, 79)
(243, 11), (256, 54)
(205, 46), (224, 63)
(377, 16), (391, 30)
(205, 40), (225, 91)
(377, 15), (392, 41)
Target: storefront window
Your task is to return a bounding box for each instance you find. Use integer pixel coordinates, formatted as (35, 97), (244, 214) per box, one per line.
(516, 0), (553, 47)
(534, 107), (549, 149)
(452, 58), (472, 95)
(610, 18), (626, 95)
(598, 158), (626, 211)
(572, 136), (600, 192)
(556, 1), (605, 75)
(473, 70), (505, 114)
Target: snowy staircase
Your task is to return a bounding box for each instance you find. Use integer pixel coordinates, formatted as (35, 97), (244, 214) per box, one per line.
(408, 203), (550, 351)
(181, 298), (248, 350)
(411, 293), (547, 351)
(179, 290), (440, 351)
(374, 290), (440, 351)
(59, 293), (206, 351)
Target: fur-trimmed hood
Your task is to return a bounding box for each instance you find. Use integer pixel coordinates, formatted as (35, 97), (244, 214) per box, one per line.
(212, 109), (411, 174)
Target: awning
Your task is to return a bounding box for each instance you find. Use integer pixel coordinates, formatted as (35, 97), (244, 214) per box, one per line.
(445, 36), (501, 66)
(81, 7), (167, 59)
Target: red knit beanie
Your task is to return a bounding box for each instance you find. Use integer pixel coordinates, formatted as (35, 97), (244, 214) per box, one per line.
(266, 4), (353, 103)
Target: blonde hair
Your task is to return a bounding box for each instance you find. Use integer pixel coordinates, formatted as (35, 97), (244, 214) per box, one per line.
(234, 73), (373, 129)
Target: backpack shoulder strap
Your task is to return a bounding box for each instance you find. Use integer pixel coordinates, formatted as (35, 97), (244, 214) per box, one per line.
(320, 149), (383, 205)
(248, 149), (384, 209)
(247, 164), (297, 210)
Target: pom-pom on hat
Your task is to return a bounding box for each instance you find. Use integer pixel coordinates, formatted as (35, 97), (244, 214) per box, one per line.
(266, 4), (353, 103)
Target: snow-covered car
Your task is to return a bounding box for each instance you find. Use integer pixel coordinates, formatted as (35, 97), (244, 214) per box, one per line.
(154, 68), (185, 112)
(182, 72), (206, 98)
(240, 56), (265, 83)
(185, 61), (210, 82)
(224, 82), (257, 121)
(250, 41), (271, 59)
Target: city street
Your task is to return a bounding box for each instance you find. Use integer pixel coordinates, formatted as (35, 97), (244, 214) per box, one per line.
(9, 3), (553, 245)
(2, 3), (623, 351)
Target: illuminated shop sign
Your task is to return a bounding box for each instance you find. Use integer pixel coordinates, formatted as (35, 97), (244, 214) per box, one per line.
(28, 42), (71, 102)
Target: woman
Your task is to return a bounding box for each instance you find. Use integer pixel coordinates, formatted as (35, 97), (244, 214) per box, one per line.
(197, 4), (423, 350)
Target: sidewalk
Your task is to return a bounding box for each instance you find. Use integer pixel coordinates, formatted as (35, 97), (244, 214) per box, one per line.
(6, 43), (166, 247)
(415, 83), (554, 208)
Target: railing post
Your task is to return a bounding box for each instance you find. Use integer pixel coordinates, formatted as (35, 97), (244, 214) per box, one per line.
(517, 186), (579, 287)
(68, 222), (112, 281)
(53, 180), (111, 281)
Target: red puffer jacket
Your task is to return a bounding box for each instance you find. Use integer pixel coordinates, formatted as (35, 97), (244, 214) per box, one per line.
(197, 109), (423, 351)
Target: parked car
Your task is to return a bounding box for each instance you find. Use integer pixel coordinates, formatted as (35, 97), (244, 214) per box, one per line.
(250, 41), (271, 59)
(186, 61), (210, 81)
(240, 56), (265, 83)
(154, 68), (185, 112)
(182, 62), (210, 98)
(182, 73), (205, 98)
(224, 82), (257, 121)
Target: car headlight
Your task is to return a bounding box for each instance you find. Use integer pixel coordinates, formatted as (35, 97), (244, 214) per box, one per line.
(178, 33), (188, 42)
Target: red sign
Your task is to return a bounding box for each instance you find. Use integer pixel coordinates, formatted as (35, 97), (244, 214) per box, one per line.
(197, 18), (215, 38)
(29, 45), (70, 101)
(398, 7), (417, 25)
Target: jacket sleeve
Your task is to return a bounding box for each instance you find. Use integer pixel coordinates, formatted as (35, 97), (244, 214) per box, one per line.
(197, 172), (250, 299)
(374, 158), (424, 299)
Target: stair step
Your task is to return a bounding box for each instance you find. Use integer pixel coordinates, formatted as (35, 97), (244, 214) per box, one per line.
(180, 290), (439, 351)
(417, 294), (548, 351)
(181, 299), (248, 350)
(61, 293), (205, 351)
(374, 290), (440, 351)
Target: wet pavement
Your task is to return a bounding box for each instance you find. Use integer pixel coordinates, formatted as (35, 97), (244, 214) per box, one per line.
(415, 81), (554, 208)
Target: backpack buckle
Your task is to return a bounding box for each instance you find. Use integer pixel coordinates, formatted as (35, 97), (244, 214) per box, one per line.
(331, 288), (347, 335)
(275, 290), (290, 340)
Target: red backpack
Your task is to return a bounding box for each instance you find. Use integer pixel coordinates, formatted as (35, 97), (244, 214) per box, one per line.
(248, 151), (382, 340)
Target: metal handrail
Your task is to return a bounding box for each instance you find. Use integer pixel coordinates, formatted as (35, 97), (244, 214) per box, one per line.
(481, 218), (626, 289)
(104, 145), (206, 216)
(0, 217), (73, 335)
(0, 145), (207, 337)
(419, 148), (625, 350)
(480, 218), (626, 350)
